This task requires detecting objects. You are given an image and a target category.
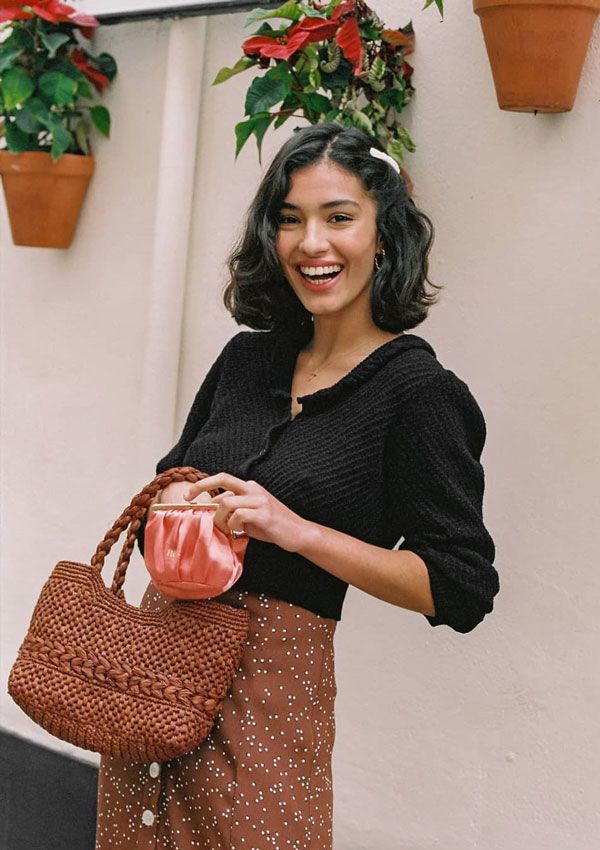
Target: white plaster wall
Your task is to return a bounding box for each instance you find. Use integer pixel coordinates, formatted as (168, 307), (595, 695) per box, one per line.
(1, 2), (599, 847)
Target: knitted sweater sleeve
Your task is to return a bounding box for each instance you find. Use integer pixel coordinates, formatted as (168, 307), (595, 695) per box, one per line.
(137, 335), (236, 555)
(155, 335), (239, 473)
(384, 370), (499, 633)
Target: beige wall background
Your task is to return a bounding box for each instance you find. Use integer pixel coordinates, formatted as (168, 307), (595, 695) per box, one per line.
(1, 2), (599, 847)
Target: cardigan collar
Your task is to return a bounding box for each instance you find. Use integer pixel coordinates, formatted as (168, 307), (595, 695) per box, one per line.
(266, 324), (437, 413)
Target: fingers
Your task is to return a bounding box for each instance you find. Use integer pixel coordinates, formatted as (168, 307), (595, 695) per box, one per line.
(185, 473), (249, 502)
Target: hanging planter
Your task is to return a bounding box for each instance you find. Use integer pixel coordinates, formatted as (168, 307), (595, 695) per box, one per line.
(473, 0), (600, 113)
(0, 150), (94, 248)
(0, 2), (117, 248)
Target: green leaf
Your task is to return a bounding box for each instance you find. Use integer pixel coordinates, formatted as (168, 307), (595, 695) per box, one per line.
(268, 61), (293, 82)
(235, 117), (256, 157)
(76, 79), (94, 99)
(346, 109), (373, 136)
(14, 98), (44, 133)
(300, 91), (331, 117)
(40, 31), (71, 59)
(396, 125), (415, 152)
(39, 72), (78, 107)
(383, 86), (405, 112)
(75, 117), (90, 154)
(253, 113), (274, 163)
(48, 119), (72, 161)
(244, 68), (290, 116)
(273, 112), (291, 130)
(0, 47), (23, 74)
(250, 22), (289, 38)
(4, 119), (30, 153)
(53, 55), (86, 84)
(2, 27), (34, 53)
(234, 112), (273, 159)
(358, 24), (381, 40)
(302, 1), (331, 16)
(307, 66), (321, 91)
(24, 97), (52, 129)
(422, 0), (444, 18)
(273, 92), (300, 128)
(90, 105), (110, 137)
(1, 67), (34, 109)
(386, 138), (404, 166)
(94, 52), (118, 83)
(244, 1), (302, 27)
(371, 57), (386, 81)
(212, 55), (256, 85)
(320, 57), (352, 89)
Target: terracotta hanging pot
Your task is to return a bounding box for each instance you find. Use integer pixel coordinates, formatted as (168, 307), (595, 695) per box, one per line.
(0, 150), (95, 248)
(473, 0), (600, 113)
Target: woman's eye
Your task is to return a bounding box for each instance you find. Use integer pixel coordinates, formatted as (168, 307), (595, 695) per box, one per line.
(278, 215), (297, 225)
(330, 214), (352, 223)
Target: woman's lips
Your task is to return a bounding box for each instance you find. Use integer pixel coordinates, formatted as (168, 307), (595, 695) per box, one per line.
(296, 265), (343, 292)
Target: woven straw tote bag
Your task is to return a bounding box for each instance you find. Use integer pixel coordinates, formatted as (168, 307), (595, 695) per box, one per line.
(7, 466), (250, 762)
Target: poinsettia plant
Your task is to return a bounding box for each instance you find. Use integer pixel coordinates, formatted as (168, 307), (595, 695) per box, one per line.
(213, 0), (443, 167)
(0, 1), (117, 161)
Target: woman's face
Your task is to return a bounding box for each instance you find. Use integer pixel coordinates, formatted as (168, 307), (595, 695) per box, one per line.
(275, 159), (379, 321)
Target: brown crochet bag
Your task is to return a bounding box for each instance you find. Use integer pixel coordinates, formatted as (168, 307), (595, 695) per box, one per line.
(7, 467), (250, 762)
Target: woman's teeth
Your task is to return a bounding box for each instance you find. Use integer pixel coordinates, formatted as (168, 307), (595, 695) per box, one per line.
(299, 264), (343, 284)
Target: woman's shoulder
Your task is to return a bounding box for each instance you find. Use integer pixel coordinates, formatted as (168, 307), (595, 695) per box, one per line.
(385, 336), (487, 434)
(217, 329), (273, 364)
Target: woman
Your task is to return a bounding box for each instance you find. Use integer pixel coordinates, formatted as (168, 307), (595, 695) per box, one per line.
(96, 123), (499, 849)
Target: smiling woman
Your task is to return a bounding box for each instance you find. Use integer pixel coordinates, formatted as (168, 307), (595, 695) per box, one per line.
(224, 123), (440, 338)
(96, 123), (499, 850)
(276, 161), (379, 308)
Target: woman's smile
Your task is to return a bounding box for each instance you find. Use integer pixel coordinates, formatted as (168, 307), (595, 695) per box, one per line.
(297, 261), (345, 290)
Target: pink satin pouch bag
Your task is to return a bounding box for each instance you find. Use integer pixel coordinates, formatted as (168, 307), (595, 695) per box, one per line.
(144, 504), (249, 599)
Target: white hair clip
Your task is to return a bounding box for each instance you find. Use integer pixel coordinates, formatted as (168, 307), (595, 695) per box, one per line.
(369, 146), (400, 174)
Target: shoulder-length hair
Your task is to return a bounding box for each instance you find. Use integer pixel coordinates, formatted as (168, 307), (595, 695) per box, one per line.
(223, 123), (442, 337)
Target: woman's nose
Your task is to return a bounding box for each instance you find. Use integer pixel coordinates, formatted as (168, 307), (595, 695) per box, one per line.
(298, 222), (329, 255)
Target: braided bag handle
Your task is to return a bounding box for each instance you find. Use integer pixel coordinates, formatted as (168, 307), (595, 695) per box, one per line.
(90, 467), (220, 597)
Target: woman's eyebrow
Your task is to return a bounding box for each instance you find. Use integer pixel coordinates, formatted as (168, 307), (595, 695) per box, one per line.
(280, 199), (360, 210)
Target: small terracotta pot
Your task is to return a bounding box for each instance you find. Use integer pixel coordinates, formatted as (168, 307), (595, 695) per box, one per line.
(473, 0), (600, 112)
(0, 150), (95, 248)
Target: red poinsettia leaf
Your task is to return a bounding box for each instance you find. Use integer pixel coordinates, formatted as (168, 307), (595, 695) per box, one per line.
(243, 35), (287, 59)
(65, 12), (99, 30)
(290, 17), (338, 42)
(0, 9), (32, 22)
(335, 16), (362, 75)
(381, 28), (414, 49)
(29, 1), (99, 29)
(331, 0), (355, 25)
(77, 25), (97, 40)
(71, 46), (110, 93)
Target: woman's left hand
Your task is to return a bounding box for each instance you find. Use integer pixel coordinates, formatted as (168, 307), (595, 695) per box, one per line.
(185, 473), (309, 554)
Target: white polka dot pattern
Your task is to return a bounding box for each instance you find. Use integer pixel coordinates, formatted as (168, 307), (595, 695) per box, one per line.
(95, 585), (338, 849)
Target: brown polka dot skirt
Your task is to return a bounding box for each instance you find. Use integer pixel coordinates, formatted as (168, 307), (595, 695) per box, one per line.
(95, 584), (338, 849)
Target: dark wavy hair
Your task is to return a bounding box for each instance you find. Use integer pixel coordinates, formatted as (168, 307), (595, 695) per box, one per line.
(222, 123), (442, 338)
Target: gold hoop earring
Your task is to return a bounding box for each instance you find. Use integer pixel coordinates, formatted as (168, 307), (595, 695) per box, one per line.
(374, 248), (385, 272)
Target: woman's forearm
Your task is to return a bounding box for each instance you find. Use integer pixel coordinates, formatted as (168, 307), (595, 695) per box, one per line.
(292, 519), (436, 617)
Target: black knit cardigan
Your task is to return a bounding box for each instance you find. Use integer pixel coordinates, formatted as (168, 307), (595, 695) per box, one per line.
(143, 327), (499, 633)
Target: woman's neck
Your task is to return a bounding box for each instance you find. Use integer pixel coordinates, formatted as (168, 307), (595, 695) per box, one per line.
(305, 317), (401, 361)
